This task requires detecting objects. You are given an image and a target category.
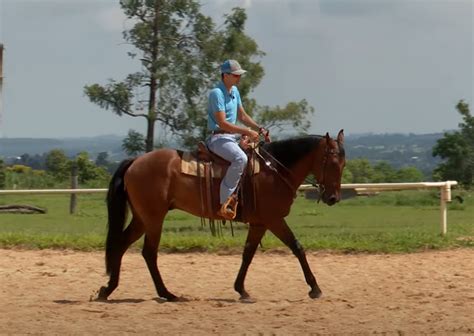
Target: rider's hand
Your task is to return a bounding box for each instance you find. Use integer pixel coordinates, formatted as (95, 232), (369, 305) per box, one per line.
(246, 129), (259, 142)
(258, 127), (271, 142)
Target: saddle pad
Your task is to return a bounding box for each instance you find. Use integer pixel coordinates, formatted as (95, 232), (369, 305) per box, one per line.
(181, 152), (224, 178)
(180, 151), (260, 178)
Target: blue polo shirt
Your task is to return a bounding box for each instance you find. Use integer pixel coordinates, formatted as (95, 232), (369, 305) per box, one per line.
(207, 81), (242, 131)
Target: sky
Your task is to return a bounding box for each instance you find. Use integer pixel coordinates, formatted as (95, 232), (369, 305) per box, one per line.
(0, 0), (472, 139)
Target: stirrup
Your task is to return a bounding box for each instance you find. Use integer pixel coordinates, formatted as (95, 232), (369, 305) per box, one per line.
(217, 195), (237, 220)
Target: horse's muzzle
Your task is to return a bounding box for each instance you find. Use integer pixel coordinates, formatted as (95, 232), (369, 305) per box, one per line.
(325, 195), (338, 206)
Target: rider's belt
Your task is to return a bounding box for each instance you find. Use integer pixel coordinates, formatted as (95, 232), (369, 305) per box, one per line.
(212, 130), (230, 135)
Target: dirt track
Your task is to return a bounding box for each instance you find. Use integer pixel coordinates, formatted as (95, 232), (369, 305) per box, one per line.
(0, 248), (473, 335)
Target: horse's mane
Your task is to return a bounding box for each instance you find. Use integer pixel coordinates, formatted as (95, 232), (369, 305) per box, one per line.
(262, 135), (324, 169)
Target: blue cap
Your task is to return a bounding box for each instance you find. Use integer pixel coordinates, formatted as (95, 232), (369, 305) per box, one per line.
(220, 60), (247, 75)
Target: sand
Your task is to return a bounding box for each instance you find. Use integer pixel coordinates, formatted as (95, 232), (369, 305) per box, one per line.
(0, 248), (473, 335)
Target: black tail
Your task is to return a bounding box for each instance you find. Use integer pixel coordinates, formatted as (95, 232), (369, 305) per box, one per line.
(105, 158), (135, 275)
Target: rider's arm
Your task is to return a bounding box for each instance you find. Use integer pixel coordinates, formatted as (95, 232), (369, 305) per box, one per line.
(215, 111), (258, 140)
(237, 105), (261, 131)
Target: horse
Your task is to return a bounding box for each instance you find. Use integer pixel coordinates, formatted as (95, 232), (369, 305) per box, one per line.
(97, 129), (346, 301)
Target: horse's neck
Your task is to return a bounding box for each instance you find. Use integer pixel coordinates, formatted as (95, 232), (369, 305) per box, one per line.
(286, 150), (317, 188)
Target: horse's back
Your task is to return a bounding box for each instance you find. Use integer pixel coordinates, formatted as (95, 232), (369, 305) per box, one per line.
(124, 149), (181, 208)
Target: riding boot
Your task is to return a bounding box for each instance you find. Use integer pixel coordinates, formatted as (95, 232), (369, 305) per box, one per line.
(217, 194), (237, 220)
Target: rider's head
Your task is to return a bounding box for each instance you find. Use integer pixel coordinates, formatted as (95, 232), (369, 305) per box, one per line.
(221, 60), (246, 84)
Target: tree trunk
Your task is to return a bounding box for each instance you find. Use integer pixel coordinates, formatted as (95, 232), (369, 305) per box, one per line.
(145, 0), (160, 153)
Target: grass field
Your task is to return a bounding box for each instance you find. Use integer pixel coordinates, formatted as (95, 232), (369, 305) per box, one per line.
(0, 189), (472, 253)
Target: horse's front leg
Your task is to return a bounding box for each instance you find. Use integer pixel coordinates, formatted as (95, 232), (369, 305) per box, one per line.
(269, 219), (322, 299)
(234, 224), (266, 300)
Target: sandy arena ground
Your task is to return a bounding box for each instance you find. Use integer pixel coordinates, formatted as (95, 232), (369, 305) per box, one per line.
(0, 248), (473, 335)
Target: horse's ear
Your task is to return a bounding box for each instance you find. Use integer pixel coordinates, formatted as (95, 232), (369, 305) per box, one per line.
(337, 129), (344, 144)
(325, 132), (330, 142)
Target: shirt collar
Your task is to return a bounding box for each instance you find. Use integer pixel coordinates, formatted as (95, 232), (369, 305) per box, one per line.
(218, 81), (234, 97)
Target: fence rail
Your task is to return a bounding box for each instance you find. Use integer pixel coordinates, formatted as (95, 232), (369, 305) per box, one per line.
(0, 181), (458, 235)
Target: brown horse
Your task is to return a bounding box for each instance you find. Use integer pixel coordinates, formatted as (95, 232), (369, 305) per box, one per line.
(97, 130), (345, 301)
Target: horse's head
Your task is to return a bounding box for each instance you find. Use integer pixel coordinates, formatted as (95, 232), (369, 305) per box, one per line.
(313, 129), (346, 206)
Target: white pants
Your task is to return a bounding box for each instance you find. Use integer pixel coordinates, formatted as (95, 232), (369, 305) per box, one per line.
(206, 134), (248, 204)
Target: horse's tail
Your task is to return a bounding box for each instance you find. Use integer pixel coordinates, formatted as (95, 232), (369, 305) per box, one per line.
(105, 158), (135, 275)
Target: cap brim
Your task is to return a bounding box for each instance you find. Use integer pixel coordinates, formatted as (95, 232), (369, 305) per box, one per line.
(231, 69), (247, 75)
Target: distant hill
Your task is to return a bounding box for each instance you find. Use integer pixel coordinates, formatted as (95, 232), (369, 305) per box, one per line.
(0, 132), (444, 175)
(0, 135), (126, 161)
(344, 133), (443, 176)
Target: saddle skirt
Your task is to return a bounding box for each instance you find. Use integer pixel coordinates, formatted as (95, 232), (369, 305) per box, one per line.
(180, 142), (262, 222)
(180, 142), (260, 178)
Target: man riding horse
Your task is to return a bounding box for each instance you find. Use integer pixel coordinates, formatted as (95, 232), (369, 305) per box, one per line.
(206, 60), (268, 220)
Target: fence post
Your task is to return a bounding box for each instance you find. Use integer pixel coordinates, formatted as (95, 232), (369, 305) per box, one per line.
(439, 182), (452, 236)
(69, 163), (78, 214)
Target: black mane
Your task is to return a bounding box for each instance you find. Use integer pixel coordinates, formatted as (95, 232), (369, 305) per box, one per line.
(261, 135), (323, 168)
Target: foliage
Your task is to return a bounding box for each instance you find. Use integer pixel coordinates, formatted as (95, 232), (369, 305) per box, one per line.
(73, 152), (110, 184)
(433, 100), (474, 188)
(345, 159), (374, 183)
(0, 158), (5, 189)
(122, 129), (145, 156)
(44, 149), (70, 180)
(5, 169), (61, 189)
(95, 152), (109, 167)
(3, 150), (111, 189)
(84, 3), (314, 151)
(11, 153), (46, 170)
(344, 158), (423, 183)
(254, 99), (314, 137)
(8, 164), (32, 174)
(85, 0), (217, 152)
(180, 7), (266, 147)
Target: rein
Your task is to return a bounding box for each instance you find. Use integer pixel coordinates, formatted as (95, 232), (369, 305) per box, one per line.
(256, 142), (322, 200)
(254, 137), (342, 202)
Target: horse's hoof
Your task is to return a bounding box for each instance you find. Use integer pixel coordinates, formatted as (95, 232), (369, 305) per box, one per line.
(89, 287), (109, 302)
(308, 288), (322, 299)
(97, 287), (109, 301)
(239, 291), (255, 303)
(239, 290), (250, 300)
(162, 293), (179, 302)
(240, 297), (256, 304)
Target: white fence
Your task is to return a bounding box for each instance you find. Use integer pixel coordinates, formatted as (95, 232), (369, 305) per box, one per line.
(0, 181), (458, 235)
(300, 181), (458, 235)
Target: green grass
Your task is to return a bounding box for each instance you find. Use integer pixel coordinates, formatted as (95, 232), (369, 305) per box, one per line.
(0, 190), (473, 253)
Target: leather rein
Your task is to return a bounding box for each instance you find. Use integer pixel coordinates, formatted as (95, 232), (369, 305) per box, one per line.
(255, 139), (340, 202)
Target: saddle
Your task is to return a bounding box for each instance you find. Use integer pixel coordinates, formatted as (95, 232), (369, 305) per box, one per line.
(180, 141), (260, 222)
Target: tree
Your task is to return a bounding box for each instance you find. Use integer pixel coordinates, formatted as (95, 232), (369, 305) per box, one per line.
(345, 159), (374, 183)
(395, 167), (423, 182)
(95, 152), (110, 167)
(181, 8), (314, 146)
(74, 152), (109, 184)
(85, 0), (217, 152)
(372, 161), (397, 182)
(45, 149), (70, 180)
(122, 129), (146, 156)
(0, 158), (5, 189)
(85, 3), (314, 151)
(433, 100), (474, 188)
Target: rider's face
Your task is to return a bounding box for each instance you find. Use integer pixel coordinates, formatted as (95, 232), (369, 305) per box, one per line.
(225, 73), (241, 85)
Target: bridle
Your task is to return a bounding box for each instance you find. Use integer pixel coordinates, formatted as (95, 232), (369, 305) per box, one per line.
(255, 138), (341, 202)
(315, 141), (341, 203)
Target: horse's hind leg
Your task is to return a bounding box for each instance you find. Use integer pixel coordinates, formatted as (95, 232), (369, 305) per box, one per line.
(98, 217), (144, 300)
(234, 225), (266, 300)
(141, 215), (177, 301)
(269, 219), (322, 299)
